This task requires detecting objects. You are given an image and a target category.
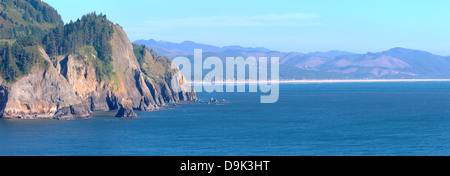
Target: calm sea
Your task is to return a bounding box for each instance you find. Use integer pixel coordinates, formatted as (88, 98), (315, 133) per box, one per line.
(0, 82), (449, 156)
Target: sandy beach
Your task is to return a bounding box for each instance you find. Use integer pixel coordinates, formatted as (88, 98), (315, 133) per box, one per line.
(189, 79), (450, 85)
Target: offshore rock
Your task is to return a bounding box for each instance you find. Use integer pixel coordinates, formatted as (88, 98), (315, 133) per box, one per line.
(115, 106), (137, 118)
(115, 99), (137, 118)
(54, 104), (91, 120)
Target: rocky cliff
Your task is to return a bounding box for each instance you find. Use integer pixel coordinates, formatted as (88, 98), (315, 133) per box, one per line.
(0, 17), (196, 120)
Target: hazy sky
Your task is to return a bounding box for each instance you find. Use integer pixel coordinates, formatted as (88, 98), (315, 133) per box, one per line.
(43, 0), (450, 55)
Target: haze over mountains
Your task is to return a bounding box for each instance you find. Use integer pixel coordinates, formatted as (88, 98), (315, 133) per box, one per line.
(133, 39), (273, 59)
(134, 39), (450, 80)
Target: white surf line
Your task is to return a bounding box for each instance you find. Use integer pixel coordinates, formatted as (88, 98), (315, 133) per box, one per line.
(189, 79), (450, 85)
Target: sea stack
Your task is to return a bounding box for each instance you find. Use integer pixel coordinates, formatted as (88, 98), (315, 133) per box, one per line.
(116, 99), (138, 118)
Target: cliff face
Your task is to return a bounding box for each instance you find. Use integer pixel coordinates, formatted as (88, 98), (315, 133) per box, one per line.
(0, 24), (196, 120)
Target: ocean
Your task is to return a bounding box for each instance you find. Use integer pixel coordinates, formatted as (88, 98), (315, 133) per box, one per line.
(0, 82), (449, 156)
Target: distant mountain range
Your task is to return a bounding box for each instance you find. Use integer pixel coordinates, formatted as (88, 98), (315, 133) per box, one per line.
(134, 39), (450, 79)
(133, 39), (273, 58)
(307, 50), (357, 58)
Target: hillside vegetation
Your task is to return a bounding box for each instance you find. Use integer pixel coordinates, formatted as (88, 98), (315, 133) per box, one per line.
(0, 1), (116, 84)
(43, 13), (115, 83)
(0, 0), (62, 83)
(0, 0), (62, 40)
(0, 1), (197, 119)
(133, 44), (177, 82)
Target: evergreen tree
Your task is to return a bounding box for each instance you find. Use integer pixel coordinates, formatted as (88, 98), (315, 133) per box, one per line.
(2, 43), (20, 82)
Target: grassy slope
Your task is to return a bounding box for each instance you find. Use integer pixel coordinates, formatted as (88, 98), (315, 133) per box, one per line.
(133, 44), (177, 83)
(0, 0), (62, 29)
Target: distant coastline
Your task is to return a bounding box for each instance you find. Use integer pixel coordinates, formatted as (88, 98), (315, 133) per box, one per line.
(190, 79), (450, 85)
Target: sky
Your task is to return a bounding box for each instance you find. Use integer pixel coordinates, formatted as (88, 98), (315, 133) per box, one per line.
(43, 0), (450, 55)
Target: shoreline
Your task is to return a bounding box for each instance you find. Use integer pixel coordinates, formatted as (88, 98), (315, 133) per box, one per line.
(189, 79), (450, 85)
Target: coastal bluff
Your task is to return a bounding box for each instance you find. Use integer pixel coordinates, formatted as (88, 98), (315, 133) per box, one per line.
(0, 1), (196, 119)
(0, 25), (196, 119)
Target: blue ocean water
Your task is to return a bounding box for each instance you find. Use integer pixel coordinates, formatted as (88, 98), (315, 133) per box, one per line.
(0, 82), (449, 156)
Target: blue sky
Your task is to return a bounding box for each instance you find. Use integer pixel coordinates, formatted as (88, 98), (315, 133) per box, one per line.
(43, 0), (450, 55)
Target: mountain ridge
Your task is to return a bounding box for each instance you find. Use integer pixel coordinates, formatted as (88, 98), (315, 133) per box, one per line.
(134, 39), (450, 79)
(133, 39), (273, 58)
(307, 50), (358, 58)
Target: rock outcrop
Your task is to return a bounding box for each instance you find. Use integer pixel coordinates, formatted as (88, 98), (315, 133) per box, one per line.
(0, 23), (196, 120)
(115, 99), (137, 118)
(53, 104), (91, 120)
(0, 67), (82, 119)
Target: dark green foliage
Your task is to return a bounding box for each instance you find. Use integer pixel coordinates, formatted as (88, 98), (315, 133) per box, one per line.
(23, 0), (62, 24)
(0, 43), (19, 82)
(0, 42), (46, 82)
(133, 44), (145, 63)
(16, 35), (39, 46)
(0, 25), (51, 41)
(42, 12), (115, 83)
(0, 0), (63, 40)
(0, 1), (116, 84)
(43, 13), (114, 58)
(0, 0), (62, 25)
(0, 0), (57, 82)
(133, 44), (148, 75)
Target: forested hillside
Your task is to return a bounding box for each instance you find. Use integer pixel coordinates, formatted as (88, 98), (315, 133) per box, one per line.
(0, 0), (62, 40)
(0, 0), (197, 119)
